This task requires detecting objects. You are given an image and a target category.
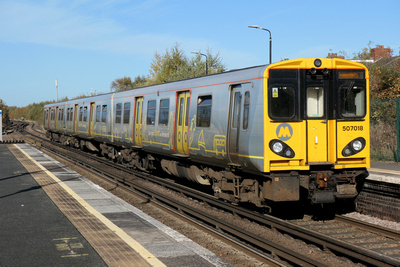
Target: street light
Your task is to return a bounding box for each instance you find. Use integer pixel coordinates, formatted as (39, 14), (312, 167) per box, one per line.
(55, 80), (58, 102)
(248, 25), (272, 64)
(191, 51), (208, 75)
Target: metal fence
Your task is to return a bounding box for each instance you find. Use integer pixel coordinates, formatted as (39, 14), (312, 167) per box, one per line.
(370, 98), (399, 162)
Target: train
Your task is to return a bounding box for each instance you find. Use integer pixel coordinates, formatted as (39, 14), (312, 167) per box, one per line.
(44, 58), (370, 210)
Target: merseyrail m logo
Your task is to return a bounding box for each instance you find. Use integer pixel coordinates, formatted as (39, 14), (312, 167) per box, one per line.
(276, 123), (293, 141)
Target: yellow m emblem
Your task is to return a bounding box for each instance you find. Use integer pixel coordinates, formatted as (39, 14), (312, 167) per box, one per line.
(278, 127), (291, 138)
(276, 123), (293, 141)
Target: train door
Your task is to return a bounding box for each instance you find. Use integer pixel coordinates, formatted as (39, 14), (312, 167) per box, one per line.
(55, 107), (59, 130)
(228, 85), (246, 166)
(89, 102), (95, 137)
(73, 104), (79, 134)
(306, 84), (328, 162)
(134, 97), (143, 147)
(175, 91), (190, 155)
(46, 108), (51, 129)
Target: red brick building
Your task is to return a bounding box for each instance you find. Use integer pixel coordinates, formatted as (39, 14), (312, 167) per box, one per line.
(371, 45), (392, 61)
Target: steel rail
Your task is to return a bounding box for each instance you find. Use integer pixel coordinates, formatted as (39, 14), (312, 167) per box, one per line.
(336, 215), (400, 241)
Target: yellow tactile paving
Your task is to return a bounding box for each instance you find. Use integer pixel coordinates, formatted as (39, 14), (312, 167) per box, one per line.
(8, 144), (166, 267)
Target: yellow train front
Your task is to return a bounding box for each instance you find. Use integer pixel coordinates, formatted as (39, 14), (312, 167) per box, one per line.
(263, 58), (369, 205)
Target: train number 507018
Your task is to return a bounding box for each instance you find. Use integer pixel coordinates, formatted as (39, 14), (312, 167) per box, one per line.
(343, 125), (363, 131)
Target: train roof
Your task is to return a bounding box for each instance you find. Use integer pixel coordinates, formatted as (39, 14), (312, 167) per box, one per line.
(44, 64), (269, 107)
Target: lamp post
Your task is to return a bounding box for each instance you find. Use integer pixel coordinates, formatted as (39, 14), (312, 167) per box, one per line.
(55, 80), (58, 102)
(191, 51), (208, 75)
(248, 25), (272, 64)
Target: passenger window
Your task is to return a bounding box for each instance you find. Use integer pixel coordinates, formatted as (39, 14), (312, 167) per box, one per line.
(115, 103), (122, 123)
(197, 95), (212, 127)
(178, 98), (184, 126)
(232, 92), (241, 129)
(341, 85), (365, 117)
(79, 107), (83, 121)
(159, 99), (169, 126)
(96, 105), (101, 122)
(147, 100), (156, 125)
(270, 86), (295, 119)
(307, 87), (324, 118)
(101, 105), (107, 123)
(185, 97), (190, 127)
(243, 91), (250, 130)
(83, 106), (88, 122)
(136, 101), (142, 124)
(123, 102), (131, 124)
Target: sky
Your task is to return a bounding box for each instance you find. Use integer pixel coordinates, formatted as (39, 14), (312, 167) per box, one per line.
(1, 0), (399, 107)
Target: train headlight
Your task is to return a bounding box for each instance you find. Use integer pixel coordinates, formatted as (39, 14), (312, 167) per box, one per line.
(272, 142), (283, 153)
(341, 137), (366, 157)
(269, 140), (295, 158)
(352, 140), (363, 151)
(314, 58), (322, 67)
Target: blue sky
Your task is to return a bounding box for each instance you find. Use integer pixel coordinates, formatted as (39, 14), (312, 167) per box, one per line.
(1, 0), (399, 107)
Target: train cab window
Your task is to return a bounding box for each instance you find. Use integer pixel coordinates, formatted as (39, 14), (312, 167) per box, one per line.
(115, 103), (122, 123)
(83, 106), (88, 122)
(79, 107), (83, 121)
(123, 102), (131, 124)
(243, 91), (250, 130)
(147, 100), (156, 125)
(96, 105), (101, 122)
(159, 99), (169, 126)
(270, 86), (295, 119)
(101, 105), (107, 123)
(307, 87), (324, 118)
(340, 85), (366, 118)
(197, 95), (212, 127)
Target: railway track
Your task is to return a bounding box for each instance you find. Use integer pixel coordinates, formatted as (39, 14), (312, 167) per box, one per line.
(17, 123), (400, 266)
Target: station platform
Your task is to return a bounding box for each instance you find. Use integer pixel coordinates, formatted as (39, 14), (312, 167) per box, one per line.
(370, 161), (400, 184)
(0, 143), (231, 267)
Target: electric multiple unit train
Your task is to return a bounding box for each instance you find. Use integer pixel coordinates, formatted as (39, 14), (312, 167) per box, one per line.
(44, 58), (370, 209)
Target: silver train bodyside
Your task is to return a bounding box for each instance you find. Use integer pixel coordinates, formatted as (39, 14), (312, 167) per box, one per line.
(45, 66), (268, 206)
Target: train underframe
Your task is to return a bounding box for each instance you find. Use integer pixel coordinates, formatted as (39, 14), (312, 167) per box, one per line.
(48, 131), (368, 210)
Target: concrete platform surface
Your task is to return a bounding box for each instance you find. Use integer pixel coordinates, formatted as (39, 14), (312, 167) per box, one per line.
(0, 143), (231, 267)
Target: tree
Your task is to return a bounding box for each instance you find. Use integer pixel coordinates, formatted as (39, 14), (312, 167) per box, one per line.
(353, 41), (373, 60)
(148, 44), (189, 84)
(369, 59), (400, 99)
(190, 49), (226, 76)
(110, 76), (133, 92)
(148, 44), (226, 85)
(132, 75), (147, 88)
(0, 99), (10, 126)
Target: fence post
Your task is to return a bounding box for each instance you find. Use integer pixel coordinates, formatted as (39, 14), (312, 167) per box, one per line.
(397, 98), (400, 162)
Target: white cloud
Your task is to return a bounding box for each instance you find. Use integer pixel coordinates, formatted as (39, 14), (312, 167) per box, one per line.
(0, 0), (256, 70)
(0, 1), (170, 55)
